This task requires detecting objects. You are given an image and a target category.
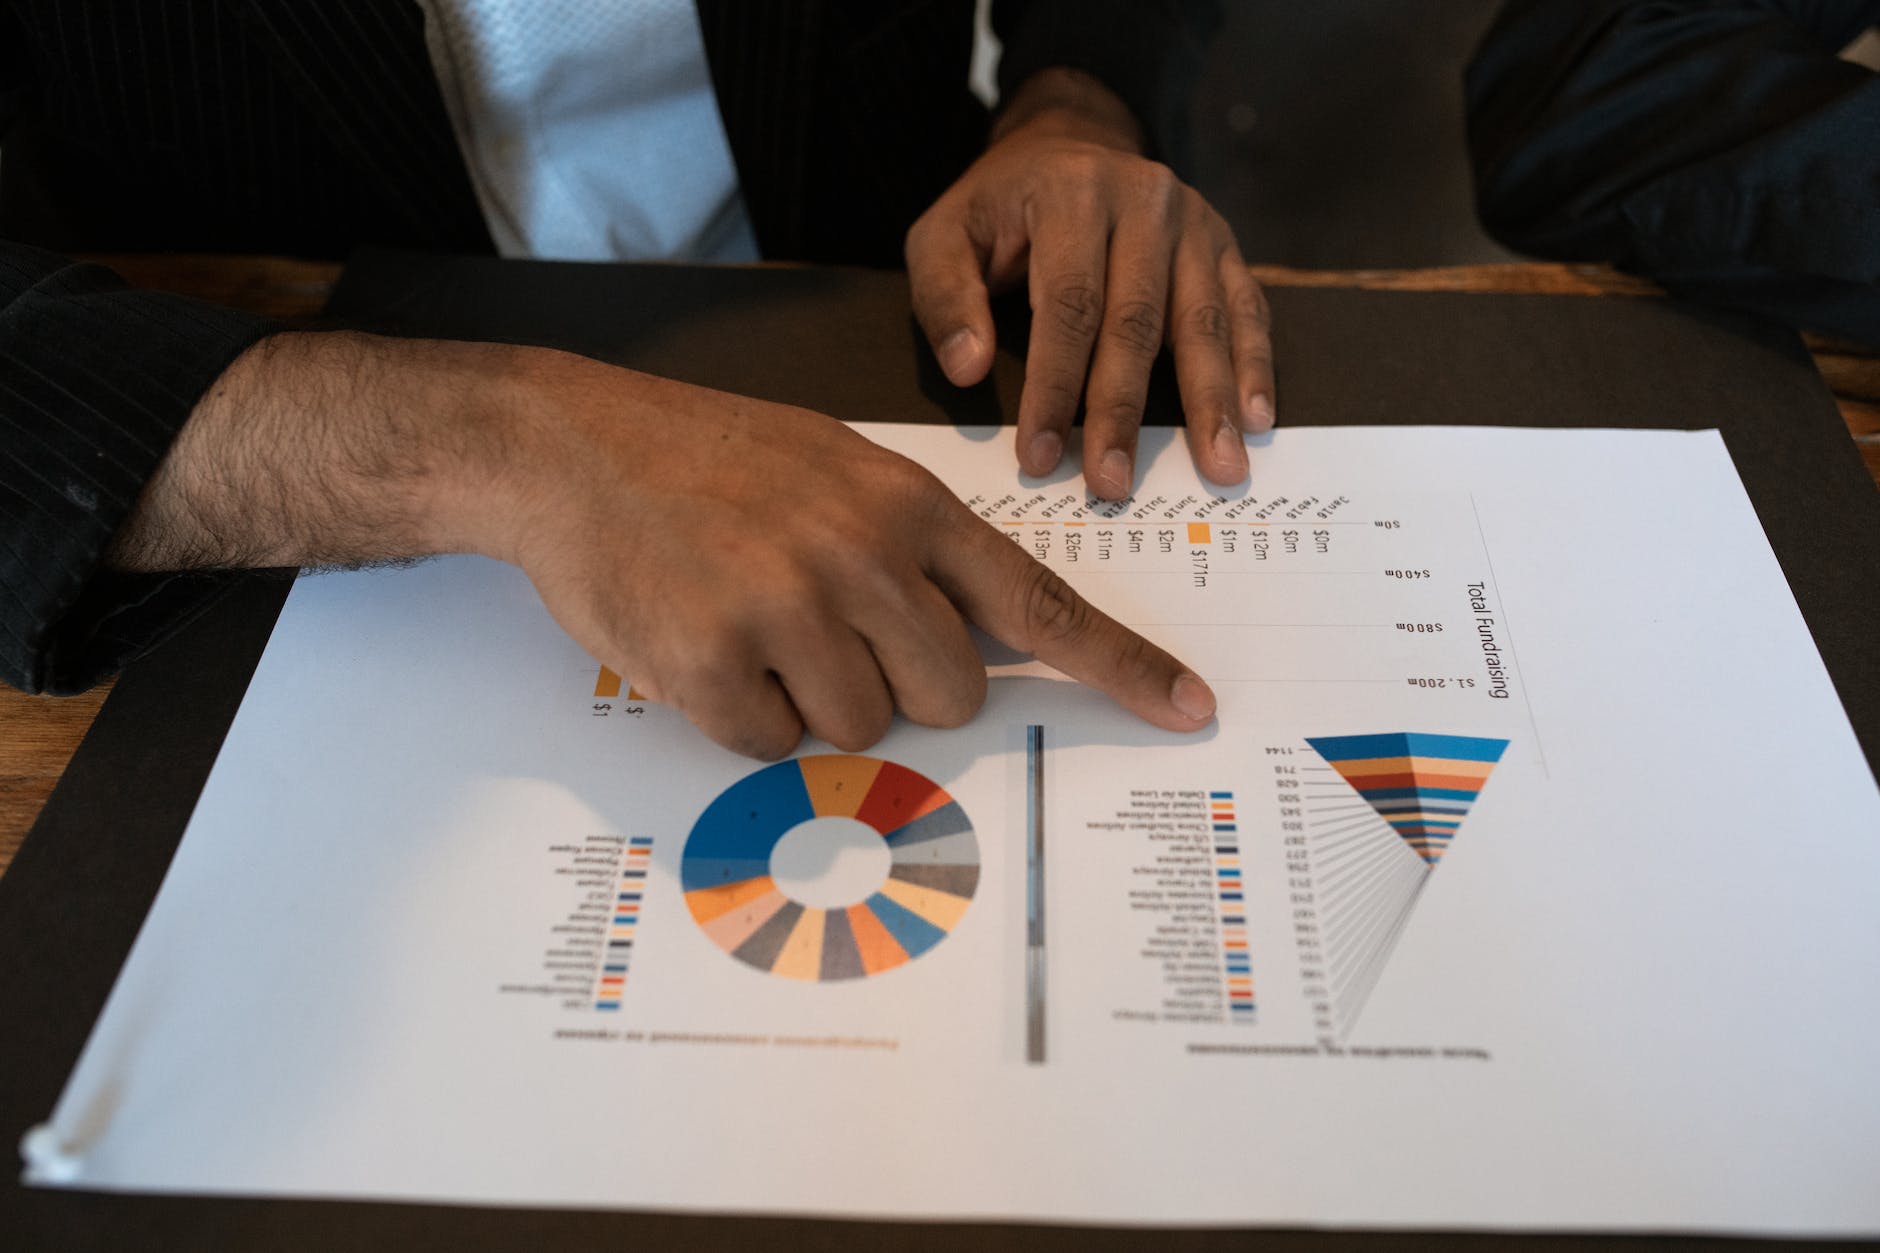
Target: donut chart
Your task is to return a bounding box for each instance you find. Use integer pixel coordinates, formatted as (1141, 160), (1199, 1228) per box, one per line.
(681, 755), (979, 981)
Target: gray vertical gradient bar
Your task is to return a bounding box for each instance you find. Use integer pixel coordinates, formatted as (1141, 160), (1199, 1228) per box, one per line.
(1026, 724), (1046, 1065)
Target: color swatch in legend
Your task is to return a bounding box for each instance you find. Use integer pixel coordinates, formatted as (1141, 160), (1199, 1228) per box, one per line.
(681, 756), (979, 981)
(1304, 733), (1509, 864)
(594, 838), (652, 1011)
(1212, 792), (1255, 1020)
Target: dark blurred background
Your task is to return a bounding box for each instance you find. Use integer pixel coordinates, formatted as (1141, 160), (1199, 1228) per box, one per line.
(1187, 0), (1515, 268)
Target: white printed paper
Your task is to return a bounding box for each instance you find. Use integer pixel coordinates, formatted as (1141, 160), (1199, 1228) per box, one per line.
(24, 426), (1880, 1234)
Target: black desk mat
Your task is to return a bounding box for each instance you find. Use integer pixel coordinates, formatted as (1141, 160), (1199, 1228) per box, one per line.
(3, 253), (1875, 1251)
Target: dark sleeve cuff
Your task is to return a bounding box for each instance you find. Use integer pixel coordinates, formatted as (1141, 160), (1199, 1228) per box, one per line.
(0, 243), (277, 693)
(993, 0), (1222, 171)
(1466, 0), (1880, 343)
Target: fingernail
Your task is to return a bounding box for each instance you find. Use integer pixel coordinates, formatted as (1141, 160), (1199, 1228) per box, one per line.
(1171, 672), (1216, 723)
(939, 329), (981, 383)
(1213, 421), (1249, 480)
(1243, 392), (1276, 433)
(1099, 448), (1133, 496)
(1027, 429), (1063, 475)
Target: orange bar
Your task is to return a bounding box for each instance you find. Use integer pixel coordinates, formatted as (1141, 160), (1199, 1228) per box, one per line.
(1339, 771), (1485, 792)
(626, 686), (647, 701)
(1062, 521), (1086, 527)
(1188, 522), (1212, 544)
(595, 666), (622, 698)
(1331, 754), (1497, 781)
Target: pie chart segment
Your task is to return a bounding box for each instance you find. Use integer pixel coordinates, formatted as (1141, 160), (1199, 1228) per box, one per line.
(889, 824), (978, 869)
(888, 863), (980, 896)
(681, 755), (979, 981)
(731, 899), (805, 971)
(680, 760), (815, 891)
(844, 901), (911, 976)
(701, 885), (790, 953)
(769, 908), (827, 982)
(861, 890), (949, 960)
(854, 761), (953, 838)
(798, 754), (884, 820)
(818, 909), (866, 981)
(685, 873), (777, 925)
(877, 876), (972, 931)
(882, 799), (972, 849)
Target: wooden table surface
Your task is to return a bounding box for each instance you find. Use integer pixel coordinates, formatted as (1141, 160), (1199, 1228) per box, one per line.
(2, 255), (1876, 883)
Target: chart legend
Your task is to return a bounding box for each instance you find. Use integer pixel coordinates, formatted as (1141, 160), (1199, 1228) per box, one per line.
(595, 838), (653, 1011)
(1211, 791), (1255, 1021)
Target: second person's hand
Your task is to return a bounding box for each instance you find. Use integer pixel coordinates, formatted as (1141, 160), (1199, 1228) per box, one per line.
(906, 68), (1276, 501)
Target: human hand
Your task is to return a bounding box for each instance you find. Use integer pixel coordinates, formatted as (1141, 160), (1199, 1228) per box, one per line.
(487, 356), (1216, 757)
(906, 69), (1275, 500)
(114, 333), (1216, 759)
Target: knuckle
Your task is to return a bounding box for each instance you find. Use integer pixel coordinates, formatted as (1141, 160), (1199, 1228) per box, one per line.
(1236, 339), (1275, 374)
(756, 565), (825, 618)
(878, 458), (959, 538)
(904, 669), (986, 731)
(1026, 369), (1086, 417)
(678, 623), (749, 674)
(676, 674), (801, 762)
(878, 451), (943, 501)
(1111, 626), (1167, 691)
(1091, 396), (1147, 431)
(1136, 162), (1180, 215)
(737, 720), (803, 761)
(1054, 150), (1107, 189)
(1014, 561), (1094, 651)
(828, 703), (893, 754)
(1046, 279), (1104, 340)
(1184, 185), (1222, 229)
(904, 208), (942, 251)
(1233, 283), (1273, 332)
(1181, 302), (1231, 345)
(1197, 386), (1239, 421)
(1106, 299), (1165, 356)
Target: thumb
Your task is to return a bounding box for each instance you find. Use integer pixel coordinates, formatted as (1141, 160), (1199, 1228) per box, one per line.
(905, 214), (997, 387)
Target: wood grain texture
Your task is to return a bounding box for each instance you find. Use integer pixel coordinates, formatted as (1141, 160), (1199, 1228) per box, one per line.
(1250, 261), (1663, 297)
(1, 256), (1873, 882)
(0, 685), (111, 878)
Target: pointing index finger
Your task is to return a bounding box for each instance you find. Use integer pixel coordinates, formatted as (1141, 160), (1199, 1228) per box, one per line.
(927, 502), (1216, 732)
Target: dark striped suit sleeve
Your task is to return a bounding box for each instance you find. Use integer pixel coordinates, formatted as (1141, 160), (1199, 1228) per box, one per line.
(1467, 0), (1880, 343)
(0, 243), (275, 693)
(993, 0), (1223, 171)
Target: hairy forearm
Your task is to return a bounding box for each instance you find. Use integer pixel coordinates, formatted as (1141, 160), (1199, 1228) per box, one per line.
(106, 331), (535, 573)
